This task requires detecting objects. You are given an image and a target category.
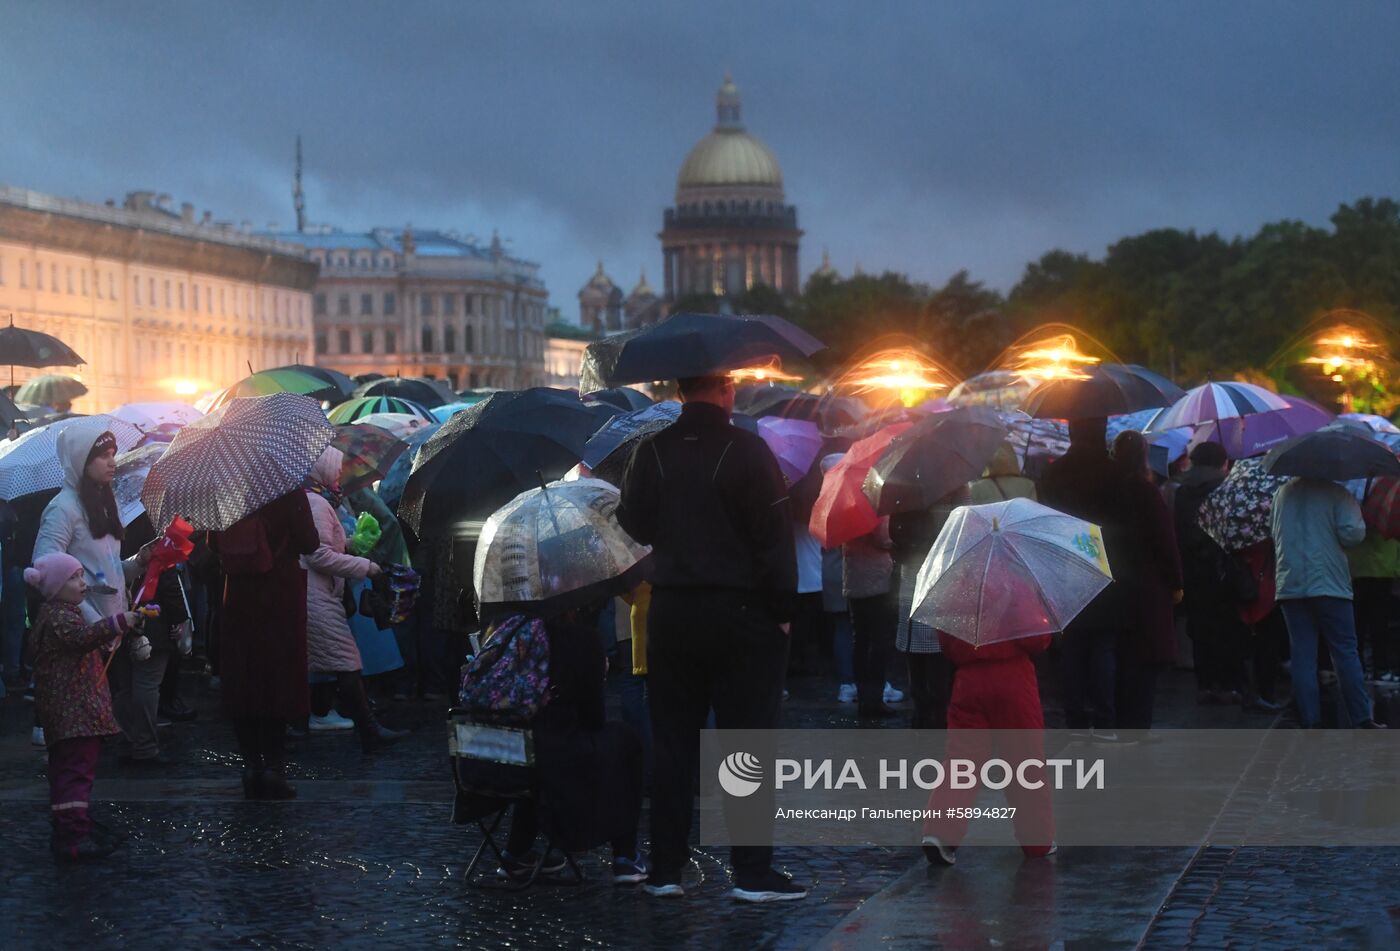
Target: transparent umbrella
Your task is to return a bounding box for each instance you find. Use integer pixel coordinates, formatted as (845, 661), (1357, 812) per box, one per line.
(473, 477), (651, 619)
(912, 497), (1113, 646)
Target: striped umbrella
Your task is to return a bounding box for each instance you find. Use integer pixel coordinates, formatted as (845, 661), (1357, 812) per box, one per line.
(1149, 382), (1288, 431)
(327, 396), (436, 425)
(141, 392), (334, 531)
(332, 423), (409, 494)
(0, 415), (143, 501)
(206, 368), (339, 411)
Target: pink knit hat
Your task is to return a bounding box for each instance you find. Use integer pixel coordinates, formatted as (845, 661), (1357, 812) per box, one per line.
(24, 552), (84, 601)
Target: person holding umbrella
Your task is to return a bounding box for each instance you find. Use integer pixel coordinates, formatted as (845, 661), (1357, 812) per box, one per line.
(1038, 417), (1128, 740)
(1265, 426), (1395, 728)
(617, 373), (806, 903)
(33, 423), (157, 762)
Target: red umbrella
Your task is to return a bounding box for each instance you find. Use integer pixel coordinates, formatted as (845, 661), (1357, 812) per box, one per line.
(809, 421), (911, 547)
(1362, 476), (1400, 540)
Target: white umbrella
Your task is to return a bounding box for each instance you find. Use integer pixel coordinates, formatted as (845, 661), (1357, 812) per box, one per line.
(473, 477), (651, 616)
(912, 497), (1113, 646)
(113, 443), (167, 526)
(0, 415), (143, 501)
(354, 411), (435, 440)
(111, 401), (204, 431)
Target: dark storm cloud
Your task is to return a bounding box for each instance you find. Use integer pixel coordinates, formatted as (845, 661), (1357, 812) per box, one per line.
(2, 1), (1397, 300)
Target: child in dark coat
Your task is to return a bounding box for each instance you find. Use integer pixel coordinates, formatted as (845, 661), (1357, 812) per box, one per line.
(27, 552), (145, 862)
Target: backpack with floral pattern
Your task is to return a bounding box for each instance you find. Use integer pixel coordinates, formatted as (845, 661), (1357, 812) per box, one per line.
(458, 614), (551, 720)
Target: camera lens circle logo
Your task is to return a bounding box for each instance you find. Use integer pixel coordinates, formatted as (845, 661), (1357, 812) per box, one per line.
(718, 751), (764, 798)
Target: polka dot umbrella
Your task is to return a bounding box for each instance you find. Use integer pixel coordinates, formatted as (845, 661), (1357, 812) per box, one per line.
(141, 392), (334, 531)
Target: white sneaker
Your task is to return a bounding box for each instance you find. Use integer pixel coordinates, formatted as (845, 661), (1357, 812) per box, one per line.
(883, 682), (905, 704)
(31, 726), (46, 748)
(309, 710), (355, 732)
(837, 683), (857, 703)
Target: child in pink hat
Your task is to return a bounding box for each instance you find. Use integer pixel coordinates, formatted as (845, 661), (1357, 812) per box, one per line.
(25, 552), (146, 862)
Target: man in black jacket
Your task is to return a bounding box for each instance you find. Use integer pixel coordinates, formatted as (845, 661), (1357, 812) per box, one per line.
(617, 373), (805, 903)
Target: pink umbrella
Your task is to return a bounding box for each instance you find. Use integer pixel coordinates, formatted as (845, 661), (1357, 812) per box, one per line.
(757, 417), (823, 484)
(809, 422), (912, 547)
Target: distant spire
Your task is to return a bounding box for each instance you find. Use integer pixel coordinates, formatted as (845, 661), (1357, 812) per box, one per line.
(716, 72), (742, 130)
(293, 134), (306, 233)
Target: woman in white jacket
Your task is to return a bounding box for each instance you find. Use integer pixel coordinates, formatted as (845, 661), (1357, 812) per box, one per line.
(302, 447), (405, 752)
(34, 423), (153, 760)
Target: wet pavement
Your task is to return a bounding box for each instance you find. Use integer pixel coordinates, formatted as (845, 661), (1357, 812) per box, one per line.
(1, 665), (1397, 949)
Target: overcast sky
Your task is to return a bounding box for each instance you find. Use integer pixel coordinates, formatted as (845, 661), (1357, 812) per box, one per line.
(3, 1), (1397, 314)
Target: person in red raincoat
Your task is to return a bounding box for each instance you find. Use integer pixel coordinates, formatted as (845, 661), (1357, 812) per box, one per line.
(921, 630), (1055, 864)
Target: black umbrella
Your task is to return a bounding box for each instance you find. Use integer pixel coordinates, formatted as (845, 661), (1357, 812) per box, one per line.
(600, 312), (823, 386)
(353, 376), (451, 408)
(1022, 364), (1185, 420)
(585, 386), (654, 412)
(397, 388), (613, 538)
(1262, 424), (1400, 481)
(579, 328), (645, 394)
(0, 389), (26, 429)
(269, 363), (356, 401)
(862, 406), (1008, 514)
(0, 316), (85, 390)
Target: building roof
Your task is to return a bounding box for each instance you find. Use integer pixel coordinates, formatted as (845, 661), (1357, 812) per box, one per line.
(546, 320), (599, 341)
(676, 76), (784, 192)
(258, 227), (538, 267)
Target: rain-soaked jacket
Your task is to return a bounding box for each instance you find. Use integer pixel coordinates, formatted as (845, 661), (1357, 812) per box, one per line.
(1272, 478), (1366, 601)
(34, 423), (138, 623)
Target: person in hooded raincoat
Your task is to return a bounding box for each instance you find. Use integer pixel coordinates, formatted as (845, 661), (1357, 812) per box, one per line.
(34, 426), (155, 761)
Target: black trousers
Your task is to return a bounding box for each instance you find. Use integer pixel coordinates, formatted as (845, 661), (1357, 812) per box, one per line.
(1061, 623), (1117, 730)
(1353, 578), (1395, 677)
(646, 587), (787, 884)
(848, 593), (895, 707)
(905, 652), (953, 729)
(232, 716), (286, 771)
(1188, 604), (1247, 693)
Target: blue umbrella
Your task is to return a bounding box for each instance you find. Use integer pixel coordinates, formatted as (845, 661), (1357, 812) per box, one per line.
(378, 422), (441, 512)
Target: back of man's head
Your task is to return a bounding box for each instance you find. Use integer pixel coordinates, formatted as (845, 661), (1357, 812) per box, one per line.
(1188, 441), (1229, 470)
(677, 375), (731, 403)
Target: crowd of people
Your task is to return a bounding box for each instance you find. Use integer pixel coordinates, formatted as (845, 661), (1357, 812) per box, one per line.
(2, 371), (1393, 898)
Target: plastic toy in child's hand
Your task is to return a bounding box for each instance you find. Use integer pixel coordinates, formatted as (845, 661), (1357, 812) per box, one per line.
(136, 604), (161, 620)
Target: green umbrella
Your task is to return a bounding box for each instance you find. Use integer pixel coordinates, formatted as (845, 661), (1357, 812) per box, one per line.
(14, 373), (88, 407)
(328, 396), (437, 425)
(206, 368), (339, 411)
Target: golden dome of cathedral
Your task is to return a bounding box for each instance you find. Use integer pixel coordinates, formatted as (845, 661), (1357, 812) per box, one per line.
(676, 75), (784, 193)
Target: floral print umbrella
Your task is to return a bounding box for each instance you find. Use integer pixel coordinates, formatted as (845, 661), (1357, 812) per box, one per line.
(1197, 457), (1290, 552)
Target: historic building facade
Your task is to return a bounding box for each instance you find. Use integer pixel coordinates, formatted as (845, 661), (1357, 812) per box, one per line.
(576, 261), (662, 335)
(263, 227), (549, 390)
(0, 185), (315, 411)
(659, 75), (802, 300)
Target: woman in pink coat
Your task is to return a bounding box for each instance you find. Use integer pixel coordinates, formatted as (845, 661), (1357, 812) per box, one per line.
(303, 447), (405, 752)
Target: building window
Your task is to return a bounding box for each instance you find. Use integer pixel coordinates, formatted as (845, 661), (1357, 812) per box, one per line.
(192, 285), (199, 311)
(177, 283), (184, 308)
(443, 325), (456, 353)
(65, 268), (73, 294)
(384, 330), (396, 354)
(107, 272), (114, 298)
(421, 326), (434, 352)
(207, 286), (214, 313)
(337, 294), (350, 316)
(360, 293), (373, 315)
(315, 331), (328, 354)
(81, 270), (88, 295)
(420, 294), (434, 316)
(163, 280), (170, 307)
(337, 329), (351, 353)
(464, 324), (474, 353)
(52, 264), (59, 290)
(220, 288), (225, 314)
(150, 277), (157, 304)
(314, 293), (327, 316)
(130, 275), (136, 302)
(443, 293), (456, 315)
(361, 331), (374, 353)
(383, 292), (396, 315)
(20, 260), (27, 287)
